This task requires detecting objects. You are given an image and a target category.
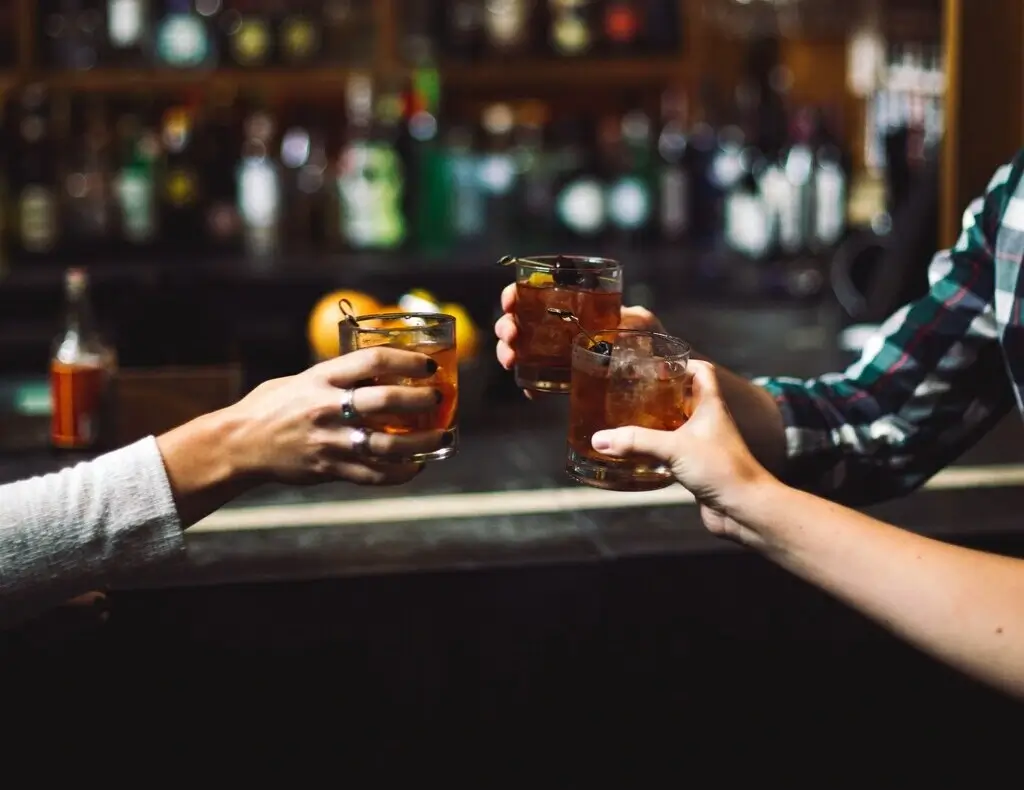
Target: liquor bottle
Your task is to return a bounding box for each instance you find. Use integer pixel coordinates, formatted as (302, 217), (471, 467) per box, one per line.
(203, 93), (242, 254)
(483, 0), (535, 57)
(281, 103), (328, 250)
(657, 88), (691, 242)
(105, 0), (153, 66)
(478, 103), (519, 247)
(602, 0), (641, 55)
(277, 0), (321, 65)
(222, 0), (274, 68)
(154, 0), (216, 69)
(50, 267), (118, 452)
(61, 95), (114, 259)
(236, 100), (282, 258)
(441, 0), (484, 61)
(41, 0), (103, 70)
(335, 75), (407, 250)
(553, 117), (605, 240)
(323, 0), (372, 65)
(604, 109), (655, 243)
(14, 87), (62, 260)
(113, 100), (160, 251)
(158, 102), (205, 250)
(548, 0), (595, 58)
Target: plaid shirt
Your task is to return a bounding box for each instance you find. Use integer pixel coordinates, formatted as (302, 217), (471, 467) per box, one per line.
(756, 149), (1024, 506)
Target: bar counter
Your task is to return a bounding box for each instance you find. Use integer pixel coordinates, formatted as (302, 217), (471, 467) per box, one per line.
(3, 303), (1024, 772)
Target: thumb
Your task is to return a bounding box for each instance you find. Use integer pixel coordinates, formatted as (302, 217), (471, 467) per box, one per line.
(591, 426), (676, 462)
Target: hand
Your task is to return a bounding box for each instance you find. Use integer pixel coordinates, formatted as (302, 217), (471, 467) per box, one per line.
(590, 360), (776, 546)
(222, 347), (445, 487)
(494, 282), (664, 397)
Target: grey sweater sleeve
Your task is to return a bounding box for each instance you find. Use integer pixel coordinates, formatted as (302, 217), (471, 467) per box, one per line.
(0, 436), (185, 626)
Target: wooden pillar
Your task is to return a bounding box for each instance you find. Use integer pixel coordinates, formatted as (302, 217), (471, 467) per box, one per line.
(941, 0), (1024, 248)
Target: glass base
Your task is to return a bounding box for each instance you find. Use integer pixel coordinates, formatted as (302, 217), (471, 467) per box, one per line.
(380, 427), (458, 464)
(515, 363), (571, 394)
(565, 446), (674, 492)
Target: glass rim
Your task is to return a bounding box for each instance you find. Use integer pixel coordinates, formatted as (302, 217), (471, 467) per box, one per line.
(512, 254), (622, 272)
(339, 312), (455, 334)
(574, 329), (692, 361)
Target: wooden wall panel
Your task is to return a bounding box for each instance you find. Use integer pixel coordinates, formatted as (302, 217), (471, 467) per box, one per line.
(941, 0), (1024, 248)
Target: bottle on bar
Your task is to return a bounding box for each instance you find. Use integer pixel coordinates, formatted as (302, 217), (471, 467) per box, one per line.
(50, 267), (118, 451)
(105, 0), (153, 67)
(14, 86), (62, 261)
(276, 0), (321, 65)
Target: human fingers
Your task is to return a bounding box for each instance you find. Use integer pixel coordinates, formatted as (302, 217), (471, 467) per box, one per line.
(591, 425), (677, 462)
(316, 347), (436, 387)
(330, 425), (448, 461)
(329, 460), (426, 486)
(500, 282), (518, 313)
(340, 384), (443, 417)
(619, 305), (664, 332)
(494, 312), (518, 344)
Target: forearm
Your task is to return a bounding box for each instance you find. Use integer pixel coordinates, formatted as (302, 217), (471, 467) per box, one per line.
(0, 437), (184, 625)
(735, 481), (1024, 699)
(155, 407), (254, 528)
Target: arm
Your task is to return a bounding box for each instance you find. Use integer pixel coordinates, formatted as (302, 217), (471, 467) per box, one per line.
(736, 479), (1024, 700)
(0, 411), (245, 626)
(722, 154), (1024, 506)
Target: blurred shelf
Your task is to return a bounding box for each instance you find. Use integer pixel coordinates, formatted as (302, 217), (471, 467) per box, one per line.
(441, 58), (687, 89)
(16, 68), (369, 94)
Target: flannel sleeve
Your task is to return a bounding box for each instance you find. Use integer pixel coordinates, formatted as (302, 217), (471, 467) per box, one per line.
(755, 154), (1024, 506)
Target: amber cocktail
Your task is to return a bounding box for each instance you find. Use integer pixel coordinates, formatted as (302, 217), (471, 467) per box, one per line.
(338, 312), (458, 462)
(567, 329), (691, 491)
(511, 255), (622, 393)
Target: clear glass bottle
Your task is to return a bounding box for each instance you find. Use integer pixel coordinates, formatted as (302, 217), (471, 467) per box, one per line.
(50, 267), (118, 451)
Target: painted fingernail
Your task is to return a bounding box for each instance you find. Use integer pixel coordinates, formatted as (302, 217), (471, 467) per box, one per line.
(425, 358), (438, 374)
(433, 388), (444, 404)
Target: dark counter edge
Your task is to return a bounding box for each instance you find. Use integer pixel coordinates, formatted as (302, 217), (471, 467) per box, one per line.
(111, 484), (1024, 592)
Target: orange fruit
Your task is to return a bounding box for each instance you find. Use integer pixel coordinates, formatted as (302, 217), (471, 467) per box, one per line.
(307, 289), (382, 360)
(362, 305), (406, 329)
(440, 302), (479, 363)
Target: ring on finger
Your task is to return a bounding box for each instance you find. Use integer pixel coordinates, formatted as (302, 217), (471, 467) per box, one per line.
(339, 388), (360, 423)
(349, 427), (373, 457)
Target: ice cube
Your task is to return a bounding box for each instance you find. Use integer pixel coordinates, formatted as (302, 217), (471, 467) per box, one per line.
(608, 345), (642, 378)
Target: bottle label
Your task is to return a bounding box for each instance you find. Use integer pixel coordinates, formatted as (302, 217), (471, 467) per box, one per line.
(20, 186), (57, 252)
(51, 362), (109, 449)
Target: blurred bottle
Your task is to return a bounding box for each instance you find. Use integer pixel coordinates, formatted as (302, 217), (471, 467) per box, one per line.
(50, 268), (118, 452)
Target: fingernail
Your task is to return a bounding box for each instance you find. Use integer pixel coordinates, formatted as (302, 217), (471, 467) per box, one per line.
(425, 358), (438, 374)
(433, 388), (444, 404)
(592, 433), (612, 451)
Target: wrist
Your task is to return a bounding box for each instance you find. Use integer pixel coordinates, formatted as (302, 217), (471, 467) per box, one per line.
(156, 407), (255, 527)
(720, 473), (799, 550)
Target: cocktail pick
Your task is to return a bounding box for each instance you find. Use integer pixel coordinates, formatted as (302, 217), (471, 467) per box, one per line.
(338, 298), (360, 327)
(546, 308), (610, 351)
(497, 255), (519, 267)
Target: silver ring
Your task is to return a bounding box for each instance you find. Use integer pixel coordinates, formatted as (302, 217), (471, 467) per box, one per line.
(349, 427), (373, 457)
(339, 388), (359, 422)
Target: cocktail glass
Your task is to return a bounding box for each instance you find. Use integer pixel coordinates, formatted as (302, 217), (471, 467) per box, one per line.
(338, 311), (458, 462)
(566, 328), (691, 491)
(508, 255), (623, 393)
